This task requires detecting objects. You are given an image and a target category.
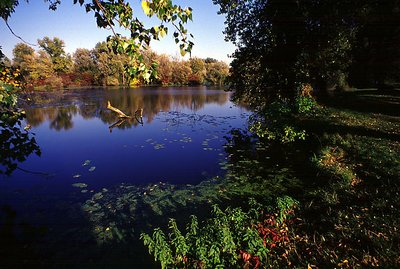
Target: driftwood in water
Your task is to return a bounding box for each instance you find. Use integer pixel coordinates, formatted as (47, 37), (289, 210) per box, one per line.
(107, 101), (131, 118)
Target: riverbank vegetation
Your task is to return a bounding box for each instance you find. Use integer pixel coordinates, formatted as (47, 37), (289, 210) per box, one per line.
(139, 90), (400, 268)
(5, 39), (229, 89)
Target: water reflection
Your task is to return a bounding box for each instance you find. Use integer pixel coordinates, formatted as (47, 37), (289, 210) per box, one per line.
(24, 87), (230, 131)
(0, 111), (41, 175)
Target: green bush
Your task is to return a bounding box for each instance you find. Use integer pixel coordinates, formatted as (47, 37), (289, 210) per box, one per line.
(141, 197), (298, 269)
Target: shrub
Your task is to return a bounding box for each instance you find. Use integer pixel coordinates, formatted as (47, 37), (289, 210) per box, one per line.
(141, 197), (298, 269)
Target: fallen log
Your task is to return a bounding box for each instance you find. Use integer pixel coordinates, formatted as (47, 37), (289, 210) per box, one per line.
(107, 101), (132, 118)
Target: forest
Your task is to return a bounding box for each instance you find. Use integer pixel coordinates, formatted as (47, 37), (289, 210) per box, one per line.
(4, 38), (229, 89)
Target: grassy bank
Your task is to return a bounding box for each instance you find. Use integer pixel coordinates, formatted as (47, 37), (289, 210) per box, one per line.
(138, 89), (400, 268)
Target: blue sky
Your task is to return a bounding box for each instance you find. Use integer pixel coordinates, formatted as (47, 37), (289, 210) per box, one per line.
(0, 0), (236, 62)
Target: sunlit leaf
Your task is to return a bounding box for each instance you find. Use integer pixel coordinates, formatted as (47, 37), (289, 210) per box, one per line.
(142, 1), (151, 16)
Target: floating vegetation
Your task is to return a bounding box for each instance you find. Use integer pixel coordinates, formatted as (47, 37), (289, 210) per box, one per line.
(72, 183), (88, 188)
(153, 143), (165, 150)
(93, 192), (104, 200)
(179, 137), (192, 143)
(82, 160), (91, 166)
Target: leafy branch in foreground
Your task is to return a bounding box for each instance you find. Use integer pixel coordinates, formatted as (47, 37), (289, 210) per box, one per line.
(2, 0), (194, 83)
(141, 197), (298, 269)
(0, 55), (41, 175)
(79, 0), (194, 82)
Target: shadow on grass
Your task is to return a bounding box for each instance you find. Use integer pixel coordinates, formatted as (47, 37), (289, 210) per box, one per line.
(320, 88), (400, 116)
(300, 118), (400, 141)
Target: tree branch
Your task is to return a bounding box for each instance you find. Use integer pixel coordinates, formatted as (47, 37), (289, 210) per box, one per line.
(107, 101), (131, 118)
(4, 20), (36, 47)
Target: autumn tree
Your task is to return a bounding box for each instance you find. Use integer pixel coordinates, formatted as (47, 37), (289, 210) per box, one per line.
(155, 54), (173, 85)
(189, 57), (206, 85)
(171, 60), (192, 85)
(12, 43), (34, 66)
(73, 48), (96, 73)
(205, 59), (229, 86)
(12, 43), (34, 83)
(37, 36), (72, 74)
(28, 51), (60, 88)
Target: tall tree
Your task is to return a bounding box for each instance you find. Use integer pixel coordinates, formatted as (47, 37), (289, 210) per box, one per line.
(349, 1), (400, 88)
(38, 36), (71, 74)
(214, 0), (400, 109)
(73, 48), (96, 73)
(189, 57), (206, 85)
(12, 43), (34, 66)
(205, 60), (229, 86)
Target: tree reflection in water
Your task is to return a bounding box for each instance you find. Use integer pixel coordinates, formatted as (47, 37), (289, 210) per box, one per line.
(0, 110), (41, 175)
(23, 87), (231, 130)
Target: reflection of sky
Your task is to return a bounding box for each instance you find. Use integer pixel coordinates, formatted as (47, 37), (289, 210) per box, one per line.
(0, 1), (236, 62)
(0, 88), (250, 203)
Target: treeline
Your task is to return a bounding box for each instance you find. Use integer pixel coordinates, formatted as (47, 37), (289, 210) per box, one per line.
(5, 37), (230, 89)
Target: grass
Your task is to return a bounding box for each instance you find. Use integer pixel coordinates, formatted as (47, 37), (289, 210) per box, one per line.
(139, 89), (400, 268)
(288, 90), (400, 268)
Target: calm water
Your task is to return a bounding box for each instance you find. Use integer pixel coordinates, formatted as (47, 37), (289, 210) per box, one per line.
(0, 87), (249, 267)
(1, 86), (249, 200)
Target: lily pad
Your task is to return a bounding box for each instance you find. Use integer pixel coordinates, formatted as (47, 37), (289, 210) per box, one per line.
(72, 183), (88, 188)
(93, 192), (104, 200)
(154, 144), (165, 150)
(82, 160), (91, 166)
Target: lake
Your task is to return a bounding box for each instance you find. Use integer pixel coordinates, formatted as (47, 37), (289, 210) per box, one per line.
(0, 86), (250, 268)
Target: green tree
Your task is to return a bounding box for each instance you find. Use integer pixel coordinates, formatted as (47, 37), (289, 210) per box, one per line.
(189, 57), (206, 85)
(349, 1), (400, 88)
(2, 0), (194, 87)
(12, 43), (34, 67)
(205, 60), (229, 86)
(73, 48), (96, 73)
(28, 51), (61, 88)
(12, 43), (34, 84)
(92, 41), (131, 86)
(38, 36), (71, 74)
(171, 59), (191, 85)
(92, 42), (111, 85)
(213, 0), (400, 109)
(155, 54), (173, 85)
